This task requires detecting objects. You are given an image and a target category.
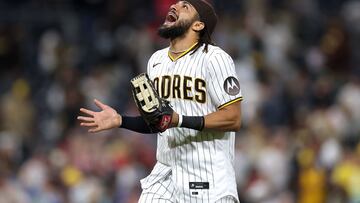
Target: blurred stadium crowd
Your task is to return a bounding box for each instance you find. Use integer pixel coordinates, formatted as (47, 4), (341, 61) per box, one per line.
(0, 0), (360, 202)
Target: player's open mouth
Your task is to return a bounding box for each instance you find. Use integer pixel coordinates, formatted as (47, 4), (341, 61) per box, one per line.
(164, 11), (178, 25)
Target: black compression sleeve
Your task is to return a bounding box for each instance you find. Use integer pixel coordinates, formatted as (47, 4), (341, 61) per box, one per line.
(120, 116), (153, 134)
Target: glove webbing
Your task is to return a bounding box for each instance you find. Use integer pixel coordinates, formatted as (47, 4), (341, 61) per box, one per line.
(131, 74), (159, 113)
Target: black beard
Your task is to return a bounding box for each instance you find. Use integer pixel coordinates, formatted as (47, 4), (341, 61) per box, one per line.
(158, 19), (194, 39)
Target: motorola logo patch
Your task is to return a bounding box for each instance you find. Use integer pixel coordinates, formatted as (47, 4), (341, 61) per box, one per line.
(224, 77), (240, 96)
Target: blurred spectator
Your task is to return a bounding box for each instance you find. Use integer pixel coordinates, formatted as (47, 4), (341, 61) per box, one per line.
(1, 79), (35, 138)
(297, 147), (326, 203)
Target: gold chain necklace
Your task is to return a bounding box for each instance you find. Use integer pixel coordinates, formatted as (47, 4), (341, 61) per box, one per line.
(169, 48), (190, 54)
(169, 42), (198, 54)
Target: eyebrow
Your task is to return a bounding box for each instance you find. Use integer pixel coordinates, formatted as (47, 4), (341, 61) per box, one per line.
(179, 1), (192, 7)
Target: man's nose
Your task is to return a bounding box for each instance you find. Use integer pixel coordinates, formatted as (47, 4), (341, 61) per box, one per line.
(170, 2), (179, 11)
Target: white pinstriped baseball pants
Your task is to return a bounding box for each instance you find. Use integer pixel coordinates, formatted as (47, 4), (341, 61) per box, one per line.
(138, 171), (237, 203)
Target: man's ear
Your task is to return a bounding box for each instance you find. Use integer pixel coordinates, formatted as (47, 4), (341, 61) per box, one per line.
(192, 21), (205, 32)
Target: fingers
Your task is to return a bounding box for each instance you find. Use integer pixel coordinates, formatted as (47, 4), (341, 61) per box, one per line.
(78, 100), (108, 133)
(80, 122), (97, 127)
(78, 120), (100, 133)
(79, 121), (101, 133)
(77, 116), (94, 122)
(80, 108), (96, 116)
(89, 127), (101, 133)
(94, 99), (108, 110)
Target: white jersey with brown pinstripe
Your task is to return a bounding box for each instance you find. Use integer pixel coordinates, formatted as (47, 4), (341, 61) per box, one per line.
(140, 44), (242, 203)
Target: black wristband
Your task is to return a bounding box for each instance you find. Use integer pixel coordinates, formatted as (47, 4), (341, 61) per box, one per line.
(180, 116), (205, 131)
(120, 116), (154, 134)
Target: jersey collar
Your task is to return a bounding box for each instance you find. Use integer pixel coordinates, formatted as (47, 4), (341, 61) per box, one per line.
(168, 42), (198, 62)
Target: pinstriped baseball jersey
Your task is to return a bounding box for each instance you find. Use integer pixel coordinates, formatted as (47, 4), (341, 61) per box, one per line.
(142, 44), (242, 203)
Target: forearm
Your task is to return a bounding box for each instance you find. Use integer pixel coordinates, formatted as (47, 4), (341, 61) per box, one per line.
(172, 101), (242, 132)
(203, 110), (241, 132)
(120, 116), (154, 134)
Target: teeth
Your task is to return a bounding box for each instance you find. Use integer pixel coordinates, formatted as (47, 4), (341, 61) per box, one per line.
(165, 10), (178, 24)
(169, 12), (177, 20)
(166, 13), (177, 23)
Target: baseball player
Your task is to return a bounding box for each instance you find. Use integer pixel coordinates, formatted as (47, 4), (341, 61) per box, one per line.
(78, 0), (242, 202)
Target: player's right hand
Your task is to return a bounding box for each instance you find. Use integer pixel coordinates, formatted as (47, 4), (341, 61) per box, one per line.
(77, 99), (122, 133)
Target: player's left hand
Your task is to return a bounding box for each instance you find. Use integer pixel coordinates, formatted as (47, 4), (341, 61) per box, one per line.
(131, 73), (175, 132)
(77, 99), (121, 133)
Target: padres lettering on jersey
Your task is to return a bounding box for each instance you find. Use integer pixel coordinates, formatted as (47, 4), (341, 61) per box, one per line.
(142, 44), (242, 203)
(153, 75), (206, 103)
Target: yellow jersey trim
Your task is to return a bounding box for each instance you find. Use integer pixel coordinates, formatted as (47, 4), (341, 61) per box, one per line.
(218, 97), (243, 110)
(168, 42), (198, 62)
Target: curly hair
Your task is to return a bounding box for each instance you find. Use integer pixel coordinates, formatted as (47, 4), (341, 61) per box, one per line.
(191, 15), (215, 54)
